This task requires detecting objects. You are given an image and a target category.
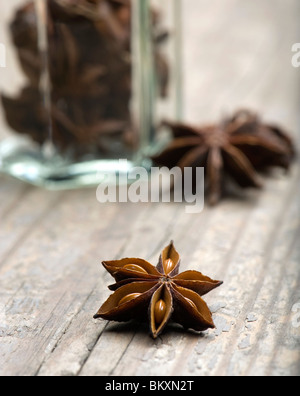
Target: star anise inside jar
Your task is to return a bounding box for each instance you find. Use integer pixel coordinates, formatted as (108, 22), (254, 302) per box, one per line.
(2, 0), (170, 158)
(94, 242), (223, 338)
(153, 110), (295, 205)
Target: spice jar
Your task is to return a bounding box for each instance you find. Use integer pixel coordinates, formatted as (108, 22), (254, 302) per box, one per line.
(0, 0), (182, 188)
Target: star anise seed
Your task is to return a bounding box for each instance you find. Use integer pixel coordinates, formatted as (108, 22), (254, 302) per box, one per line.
(94, 241), (223, 339)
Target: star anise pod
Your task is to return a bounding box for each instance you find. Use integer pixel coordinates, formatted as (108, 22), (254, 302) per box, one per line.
(94, 242), (223, 339)
(152, 110), (295, 205)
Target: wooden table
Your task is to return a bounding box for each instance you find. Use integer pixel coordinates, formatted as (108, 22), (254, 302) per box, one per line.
(0, 0), (300, 376)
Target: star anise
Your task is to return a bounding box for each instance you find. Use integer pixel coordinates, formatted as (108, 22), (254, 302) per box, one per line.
(2, 0), (169, 158)
(94, 242), (223, 339)
(153, 110), (295, 205)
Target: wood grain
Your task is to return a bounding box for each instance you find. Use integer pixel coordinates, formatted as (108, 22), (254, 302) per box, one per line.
(0, 0), (300, 376)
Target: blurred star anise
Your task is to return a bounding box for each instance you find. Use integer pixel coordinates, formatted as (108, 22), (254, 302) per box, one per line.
(153, 110), (295, 205)
(94, 242), (223, 339)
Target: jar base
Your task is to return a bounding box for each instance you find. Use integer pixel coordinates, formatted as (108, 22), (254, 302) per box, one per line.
(0, 140), (151, 190)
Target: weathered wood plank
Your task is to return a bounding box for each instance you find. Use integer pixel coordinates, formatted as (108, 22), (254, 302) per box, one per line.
(0, 177), (30, 219)
(0, 195), (137, 376)
(0, 187), (63, 270)
(37, 202), (209, 376)
(214, 169), (300, 376)
(78, 168), (299, 377)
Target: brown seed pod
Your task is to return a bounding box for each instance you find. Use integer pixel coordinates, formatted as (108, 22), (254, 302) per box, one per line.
(94, 241), (223, 338)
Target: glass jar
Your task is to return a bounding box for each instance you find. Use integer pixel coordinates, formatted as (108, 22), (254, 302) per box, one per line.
(0, 0), (181, 189)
